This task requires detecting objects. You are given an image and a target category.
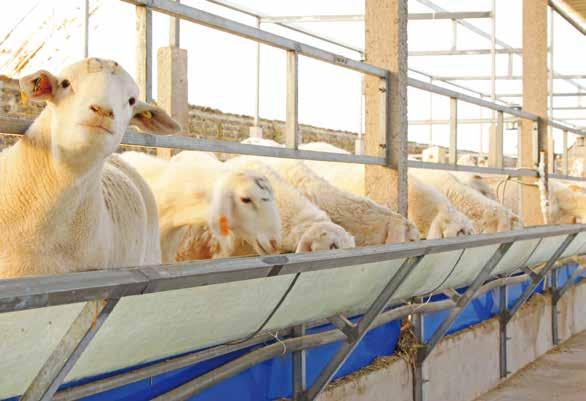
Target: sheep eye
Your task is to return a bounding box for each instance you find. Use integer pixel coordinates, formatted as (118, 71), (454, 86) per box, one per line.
(60, 79), (70, 89)
(128, 97), (136, 106)
(240, 197), (252, 204)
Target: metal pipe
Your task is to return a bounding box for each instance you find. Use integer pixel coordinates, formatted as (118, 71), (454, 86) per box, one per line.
(258, 12), (492, 23)
(416, 0), (586, 92)
(498, 285), (509, 378)
(292, 325), (306, 400)
(548, 0), (586, 36)
(82, 0), (89, 58)
(498, 92), (586, 98)
(449, 97), (457, 165)
(504, 234), (577, 323)
(21, 299), (120, 401)
(169, 0), (180, 47)
(122, 0), (387, 77)
(45, 267), (577, 400)
(409, 48), (522, 56)
(253, 17), (260, 127)
(302, 256), (425, 401)
(435, 74), (586, 81)
(286, 50), (299, 149)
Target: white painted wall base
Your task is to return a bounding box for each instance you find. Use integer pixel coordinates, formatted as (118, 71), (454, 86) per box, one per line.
(317, 281), (586, 401)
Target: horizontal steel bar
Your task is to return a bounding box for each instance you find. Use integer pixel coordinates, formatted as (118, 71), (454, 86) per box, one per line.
(51, 262), (577, 400)
(408, 77), (538, 120)
(553, 106), (586, 111)
(409, 118), (518, 125)
(547, 119), (586, 136)
(204, 0), (365, 54)
(121, 0), (387, 77)
(409, 48), (521, 56)
(408, 160), (539, 177)
(259, 12), (492, 24)
(409, 11), (493, 20)
(498, 92), (586, 98)
(436, 74), (586, 81)
(0, 116), (384, 165)
(260, 15), (364, 23)
(1, 225), (585, 314)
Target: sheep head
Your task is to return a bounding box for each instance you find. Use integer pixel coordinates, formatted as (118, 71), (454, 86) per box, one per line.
(295, 222), (355, 253)
(19, 58), (180, 169)
(209, 169), (281, 256)
(427, 209), (476, 239)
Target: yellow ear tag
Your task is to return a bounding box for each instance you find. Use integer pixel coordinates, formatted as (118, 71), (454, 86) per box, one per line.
(219, 215), (231, 236)
(20, 91), (29, 106)
(142, 111), (153, 119)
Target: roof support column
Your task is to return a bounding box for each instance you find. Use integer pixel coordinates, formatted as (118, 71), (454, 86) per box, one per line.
(365, 0), (408, 217)
(520, 0), (548, 225)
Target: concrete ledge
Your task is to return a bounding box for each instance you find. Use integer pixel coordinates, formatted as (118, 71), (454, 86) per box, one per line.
(317, 281), (586, 401)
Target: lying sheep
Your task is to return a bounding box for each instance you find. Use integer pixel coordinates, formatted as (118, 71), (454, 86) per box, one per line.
(0, 58), (181, 278)
(412, 169), (523, 233)
(224, 156), (356, 252)
(299, 142), (473, 240)
(122, 151), (281, 262)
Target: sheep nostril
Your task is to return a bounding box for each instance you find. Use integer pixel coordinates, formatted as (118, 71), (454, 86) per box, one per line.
(89, 104), (114, 119)
(269, 239), (278, 251)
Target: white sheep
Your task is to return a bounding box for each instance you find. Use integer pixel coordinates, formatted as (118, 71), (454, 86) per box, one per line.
(251, 158), (420, 245)
(412, 169), (524, 234)
(122, 150), (282, 262)
(452, 172), (498, 201)
(299, 142), (474, 240)
(0, 58), (181, 278)
(224, 156), (356, 252)
(538, 179), (586, 224)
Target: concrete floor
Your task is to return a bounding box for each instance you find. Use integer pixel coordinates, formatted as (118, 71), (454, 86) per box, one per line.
(476, 329), (586, 401)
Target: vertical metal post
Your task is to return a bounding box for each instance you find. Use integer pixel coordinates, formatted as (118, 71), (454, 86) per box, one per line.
(82, 0), (89, 58)
(169, 0), (180, 47)
(302, 256), (424, 401)
(380, 75), (392, 165)
(253, 17), (261, 127)
(489, 0), (497, 163)
(428, 77), (433, 147)
(551, 268), (560, 345)
(449, 97), (458, 165)
(548, 7), (555, 174)
(498, 285), (509, 378)
(292, 324), (306, 401)
(136, 5), (153, 102)
(286, 50), (299, 149)
(413, 307), (425, 401)
(489, 111), (504, 168)
(451, 20), (457, 51)
(562, 129), (569, 175)
(20, 299), (119, 401)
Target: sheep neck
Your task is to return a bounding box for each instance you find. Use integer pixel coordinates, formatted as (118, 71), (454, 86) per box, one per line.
(0, 109), (108, 256)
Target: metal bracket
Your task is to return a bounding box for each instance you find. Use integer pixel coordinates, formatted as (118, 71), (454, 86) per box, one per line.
(300, 255), (425, 401)
(20, 298), (120, 401)
(503, 234), (577, 326)
(442, 288), (461, 303)
(292, 324), (306, 401)
(413, 242), (513, 401)
(328, 314), (358, 342)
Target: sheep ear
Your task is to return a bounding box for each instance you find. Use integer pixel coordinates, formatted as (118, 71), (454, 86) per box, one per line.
(130, 101), (181, 135)
(209, 189), (236, 239)
(426, 215), (444, 240)
(385, 221), (406, 243)
(295, 237), (313, 253)
(19, 70), (58, 102)
(568, 185), (583, 193)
